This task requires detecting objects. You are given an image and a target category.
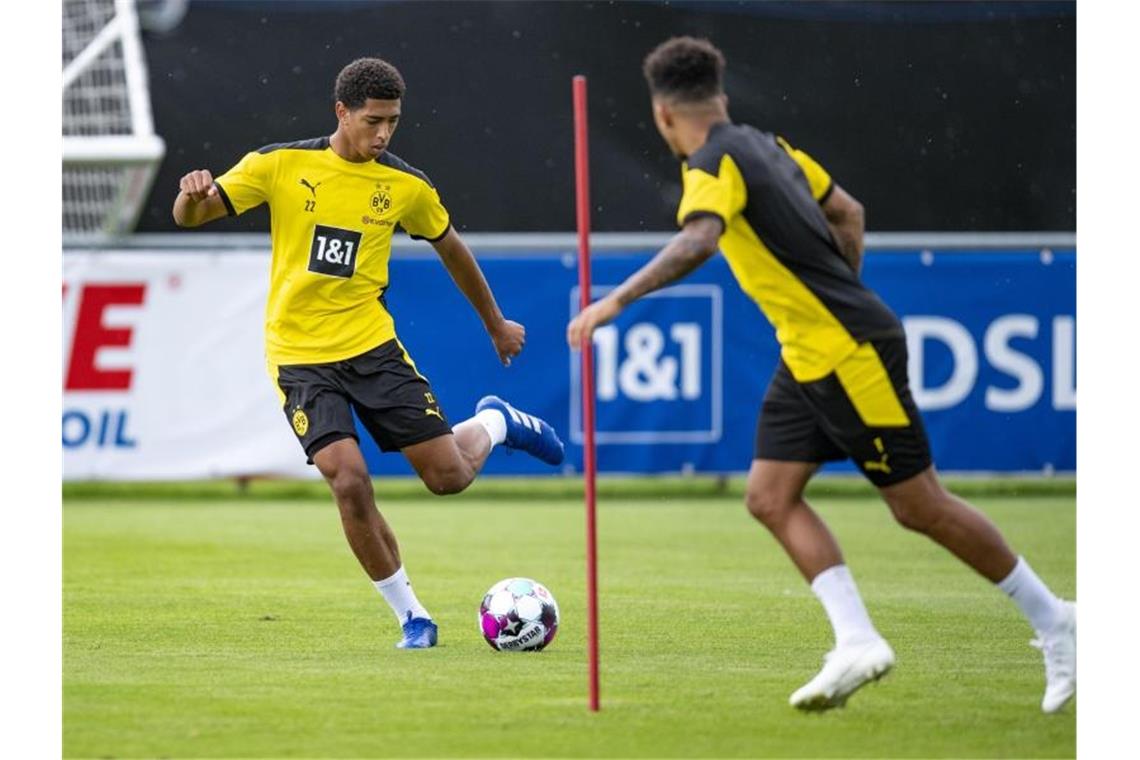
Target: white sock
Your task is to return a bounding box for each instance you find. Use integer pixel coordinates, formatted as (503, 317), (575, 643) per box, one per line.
(996, 556), (1066, 633)
(472, 408), (507, 446)
(373, 566), (431, 625)
(811, 565), (880, 647)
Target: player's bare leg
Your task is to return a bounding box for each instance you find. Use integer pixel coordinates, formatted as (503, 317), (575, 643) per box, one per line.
(878, 466), (1016, 581)
(744, 459), (894, 710)
(401, 424), (491, 496)
(744, 459), (841, 580)
(879, 466), (1075, 712)
(453, 417), (493, 471)
(313, 437), (401, 578)
(402, 399), (564, 496)
(313, 437), (436, 648)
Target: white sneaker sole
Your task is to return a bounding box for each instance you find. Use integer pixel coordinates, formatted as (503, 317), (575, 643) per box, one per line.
(792, 654), (894, 711)
(1039, 600), (1076, 714)
(1042, 686), (1075, 714)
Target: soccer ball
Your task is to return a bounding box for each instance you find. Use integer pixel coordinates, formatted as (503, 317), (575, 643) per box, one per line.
(479, 577), (560, 652)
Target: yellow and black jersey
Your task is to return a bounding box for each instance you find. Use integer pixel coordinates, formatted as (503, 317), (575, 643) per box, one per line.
(677, 123), (903, 382)
(214, 137), (451, 366)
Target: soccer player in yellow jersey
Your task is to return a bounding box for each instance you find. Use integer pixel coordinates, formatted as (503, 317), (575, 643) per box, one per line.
(568, 37), (1075, 712)
(173, 58), (564, 649)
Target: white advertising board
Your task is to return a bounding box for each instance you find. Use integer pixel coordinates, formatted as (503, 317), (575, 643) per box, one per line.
(63, 251), (314, 480)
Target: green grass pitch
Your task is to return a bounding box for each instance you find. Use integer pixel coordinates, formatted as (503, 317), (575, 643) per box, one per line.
(64, 481), (1075, 758)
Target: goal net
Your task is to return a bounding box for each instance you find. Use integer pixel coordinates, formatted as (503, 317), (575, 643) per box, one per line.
(63, 0), (166, 242)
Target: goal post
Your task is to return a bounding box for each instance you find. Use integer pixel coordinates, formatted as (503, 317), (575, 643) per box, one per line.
(63, 0), (166, 242)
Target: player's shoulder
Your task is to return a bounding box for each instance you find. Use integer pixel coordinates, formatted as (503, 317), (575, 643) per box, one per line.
(687, 122), (776, 176)
(375, 151), (434, 187)
(255, 136), (330, 155)
(231, 137), (328, 173)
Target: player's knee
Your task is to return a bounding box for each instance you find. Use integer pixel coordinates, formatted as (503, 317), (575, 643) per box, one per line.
(884, 494), (937, 533)
(881, 475), (946, 534)
(328, 466), (374, 515)
(421, 463), (474, 496)
(745, 488), (796, 526)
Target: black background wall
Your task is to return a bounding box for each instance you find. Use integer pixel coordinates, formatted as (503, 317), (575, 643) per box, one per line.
(139, 0), (1075, 234)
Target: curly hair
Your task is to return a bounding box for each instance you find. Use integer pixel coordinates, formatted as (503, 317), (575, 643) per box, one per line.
(334, 58), (406, 108)
(642, 37), (726, 102)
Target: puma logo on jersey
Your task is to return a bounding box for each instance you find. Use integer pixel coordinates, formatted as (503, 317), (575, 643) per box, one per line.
(864, 436), (892, 474)
(424, 408), (443, 420)
(299, 178), (321, 197)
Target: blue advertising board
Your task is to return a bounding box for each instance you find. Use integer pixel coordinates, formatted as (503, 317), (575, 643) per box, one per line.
(362, 247), (1075, 476)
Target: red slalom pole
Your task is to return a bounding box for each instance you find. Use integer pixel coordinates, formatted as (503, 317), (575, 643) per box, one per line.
(573, 74), (600, 713)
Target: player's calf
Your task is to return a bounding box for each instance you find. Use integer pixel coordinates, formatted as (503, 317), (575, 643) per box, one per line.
(403, 434), (479, 495)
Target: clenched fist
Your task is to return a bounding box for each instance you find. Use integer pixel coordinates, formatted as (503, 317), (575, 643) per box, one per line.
(179, 169), (218, 202)
(566, 295), (623, 349)
(490, 319), (526, 366)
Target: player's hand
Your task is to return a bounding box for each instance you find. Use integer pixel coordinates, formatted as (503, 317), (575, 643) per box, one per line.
(490, 319), (525, 366)
(567, 295), (622, 349)
(179, 169), (218, 202)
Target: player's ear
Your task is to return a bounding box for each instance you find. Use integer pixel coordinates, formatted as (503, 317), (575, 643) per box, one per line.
(334, 100), (349, 124)
(653, 99), (673, 129)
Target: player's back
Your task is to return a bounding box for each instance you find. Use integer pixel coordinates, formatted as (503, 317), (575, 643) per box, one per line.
(679, 122), (902, 381)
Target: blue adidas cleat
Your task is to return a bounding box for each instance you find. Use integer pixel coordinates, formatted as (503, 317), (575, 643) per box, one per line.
(396, 615), (438, 649)
(476, 395), (565, 466)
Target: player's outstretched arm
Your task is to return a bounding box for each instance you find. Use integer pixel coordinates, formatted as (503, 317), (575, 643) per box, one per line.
(172, 169), (229, 228)
(429, 228), (524, 366)
(822, 184), (865, 275)
(566, 215), (722, 348)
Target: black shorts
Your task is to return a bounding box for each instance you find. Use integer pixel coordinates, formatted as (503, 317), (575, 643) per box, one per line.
(755, 338), (932, 487)
(273, 339), (452, 463)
